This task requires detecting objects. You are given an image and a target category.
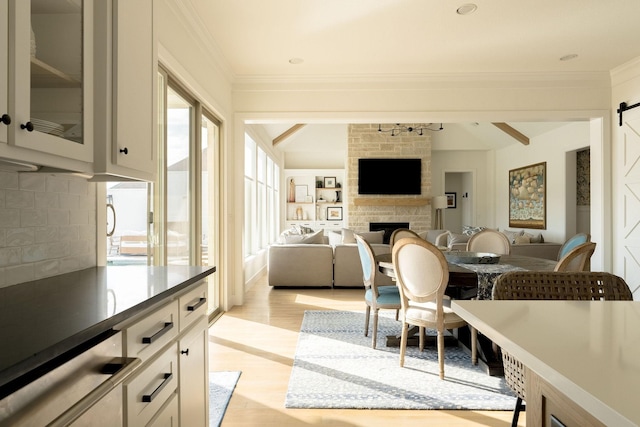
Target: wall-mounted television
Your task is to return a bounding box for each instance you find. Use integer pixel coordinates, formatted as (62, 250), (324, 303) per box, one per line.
(358, 158), (421, 195)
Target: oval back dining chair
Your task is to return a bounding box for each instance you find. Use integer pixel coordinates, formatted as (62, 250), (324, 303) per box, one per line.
(355, 234), (401, 349)
(466, 229), (511, 255)
(389, 228), (420, 247)
(554, 241), (596, 272)
(557, 232), (591, 260)
(392, 237), (477, 379)
(492, 271), (632, 427)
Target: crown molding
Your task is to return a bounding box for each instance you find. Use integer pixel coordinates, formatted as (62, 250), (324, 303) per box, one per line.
(232, 71), (611, 90)
(163, 0), (236, 84)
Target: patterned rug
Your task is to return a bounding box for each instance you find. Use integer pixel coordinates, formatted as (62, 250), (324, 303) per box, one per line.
(209, 371), (241, 426)
(285, 310), (516, 410)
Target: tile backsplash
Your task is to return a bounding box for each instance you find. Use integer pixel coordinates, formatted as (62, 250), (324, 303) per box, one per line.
(0, 171), (96, 288)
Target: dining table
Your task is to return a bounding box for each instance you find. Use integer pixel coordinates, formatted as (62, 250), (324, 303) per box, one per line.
(375, 252), (559, 375)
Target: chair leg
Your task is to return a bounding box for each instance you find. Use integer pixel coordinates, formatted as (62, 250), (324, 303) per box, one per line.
(399, 323), (409, 367)
(437, 329), (445, 380)
(418, 326), (425, 352)
(471, 326), (478, 365)
(364, 305), (371, 337)
(511, 397), (524, 427)
(371, 310), (379, 349)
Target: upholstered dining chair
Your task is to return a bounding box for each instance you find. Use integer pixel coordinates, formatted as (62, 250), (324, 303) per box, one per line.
(557, 232), (591, 260)
(466, 229), (511, 255)
(355, 234), (401, 349)
(554, 241), (596, 272)
(389, 228), (420, 247)
(492, 271), (632, 427)
(392, 237), (477, 379)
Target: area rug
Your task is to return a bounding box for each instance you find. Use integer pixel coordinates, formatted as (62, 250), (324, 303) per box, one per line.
(285, 310), (516, 410)
(209, 371), (241, 426)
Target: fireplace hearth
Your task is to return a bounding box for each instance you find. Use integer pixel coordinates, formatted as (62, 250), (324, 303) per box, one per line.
(369, 222), (410, 244)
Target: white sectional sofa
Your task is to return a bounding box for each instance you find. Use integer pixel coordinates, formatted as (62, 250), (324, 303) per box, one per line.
(267, 229), (395, 288)
(441, 227), (562, 260)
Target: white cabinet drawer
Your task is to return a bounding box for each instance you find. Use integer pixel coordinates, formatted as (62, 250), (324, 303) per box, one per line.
(124, 301), (179, 362)
(178, 281), (207, 332)
(124, 344), (178, 427)
(147, 391), (178, 427)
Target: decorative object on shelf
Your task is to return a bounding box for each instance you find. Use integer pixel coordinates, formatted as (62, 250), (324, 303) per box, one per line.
(305, 195), (313, 203)
(296, 206), (303, 220)
(336, 182), (341, 188)
(433, 195), (447, 229)
(336, 191), (341, 203)
(445, 192), (457, 209)
(324, 176), (336, 188)
(316, 180), (323, 188)
(509, 162), (546, 229)
(288, 178), (295, 202)
(377, 123), (444, 136)
(295, 185), (308, 203)
(327, 206), (343, 221)
(318, 205), (325, 220)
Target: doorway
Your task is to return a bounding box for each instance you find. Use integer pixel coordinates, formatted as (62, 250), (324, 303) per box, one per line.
(444, 171), (474, 233)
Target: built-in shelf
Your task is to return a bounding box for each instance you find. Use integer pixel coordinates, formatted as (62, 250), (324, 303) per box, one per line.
(353, 197), (430, 206)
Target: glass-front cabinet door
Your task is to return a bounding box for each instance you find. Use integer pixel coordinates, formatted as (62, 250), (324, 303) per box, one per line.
(8, 0), (92, 162)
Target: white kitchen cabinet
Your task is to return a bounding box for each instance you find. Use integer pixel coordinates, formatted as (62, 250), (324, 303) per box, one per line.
(93, 0), (156, 182)
(7, 0), (93, 167)
(0, 0), (8, 144)
(119, 280), (209, 426)
(179, 316), (209, 427)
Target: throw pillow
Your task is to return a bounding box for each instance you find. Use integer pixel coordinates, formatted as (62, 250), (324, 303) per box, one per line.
(448, 231), (470, 246)
(341, 228), (357, 244)
(524, 232), (544, 243)
(328, 230), (342, 246)
(283, 229), (324, 244)
(462, 225), (486, 236)
(514, 235), (531, 245)
(502, 229), (524, 243)
(358, 230), (385, 244)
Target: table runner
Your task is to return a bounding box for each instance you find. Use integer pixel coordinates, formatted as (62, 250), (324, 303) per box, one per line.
(451, 263), (525, 299)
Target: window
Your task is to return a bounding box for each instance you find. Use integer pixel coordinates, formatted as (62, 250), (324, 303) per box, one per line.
(244, 134), (280, 258)
(158, 66), (221, 316)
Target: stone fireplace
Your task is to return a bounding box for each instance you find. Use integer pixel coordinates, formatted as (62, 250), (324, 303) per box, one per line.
(347, 124), (433, 235)
(369, 222), (410, 244)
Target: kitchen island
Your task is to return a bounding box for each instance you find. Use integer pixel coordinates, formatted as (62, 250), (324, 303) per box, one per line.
(452, 300), (640, 427)
(0, 265), (215, 425)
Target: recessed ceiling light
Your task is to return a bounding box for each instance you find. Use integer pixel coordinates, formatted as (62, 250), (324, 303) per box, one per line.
(457, 4), (477, 15)
(560, 54), (578, 61)
(289, 58), (304, 65)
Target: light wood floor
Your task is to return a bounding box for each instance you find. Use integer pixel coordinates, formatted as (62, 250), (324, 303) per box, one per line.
(208, 272), (525, 426)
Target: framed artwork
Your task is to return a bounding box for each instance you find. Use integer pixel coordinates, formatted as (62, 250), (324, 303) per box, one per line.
(294, 185), (308, 203)
(327, 206), (343, 221)
(324, 176), (336, 188)
(509, 161), (546, 229)
(445, 192), (457, 208)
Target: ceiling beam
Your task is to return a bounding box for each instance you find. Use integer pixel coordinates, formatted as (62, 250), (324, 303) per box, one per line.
(492, 123), (530, 146)
(273, 124), (306, 146)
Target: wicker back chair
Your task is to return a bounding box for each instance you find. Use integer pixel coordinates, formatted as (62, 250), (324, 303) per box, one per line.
(492, 271), (632, 427)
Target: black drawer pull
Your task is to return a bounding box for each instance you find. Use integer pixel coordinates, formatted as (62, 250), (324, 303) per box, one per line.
(142, 373), (173, 403)
(142, 322), (173, 344)
(187, 297), (206, 311)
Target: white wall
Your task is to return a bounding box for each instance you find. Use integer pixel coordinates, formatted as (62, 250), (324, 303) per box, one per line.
(494, 122), (591, 243)
(155, 0), (238, 308)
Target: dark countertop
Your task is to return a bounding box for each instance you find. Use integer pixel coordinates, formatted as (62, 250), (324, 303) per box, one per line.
(0, 265), (216, 398)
